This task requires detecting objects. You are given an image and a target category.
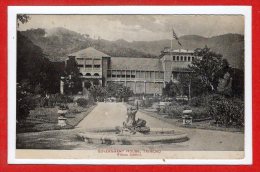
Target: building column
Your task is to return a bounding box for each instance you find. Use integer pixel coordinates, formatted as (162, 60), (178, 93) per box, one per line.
(84, 59), (86, 71)
(92, 58), (94, 71)
(60, 79), (64, 95)
(154, 71), (156, 83)
(144, 81), (146, 95)
(125, 70), (127, 86)
(134, 81), (136, 94)
(82, 81), (85, 88)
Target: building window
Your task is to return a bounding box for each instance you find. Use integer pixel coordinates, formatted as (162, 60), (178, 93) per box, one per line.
(192, 56), (194, 61)
(188, 56), (191, 61)
(94, 73), (99, 76)
(77, 64), (84, 68)
(177, 56), (179, 61)
(136, 71), (140, 78)
(140, 71), (145, 78)
(94, 65), (100, 68)
(145, 71), (150, 79)
(112, 70), (117, 78)
(173, 56), (176, 61)
(131, 75), (135, 78)
(155, 71), (159, 79)
(184, 56), (187, 61)
(151, 71), (155, 79)
(85, 64), (92, 68)
(86, 73), (91, 76)
(181, 56), (183, 61)
(160, 72), (164, 79)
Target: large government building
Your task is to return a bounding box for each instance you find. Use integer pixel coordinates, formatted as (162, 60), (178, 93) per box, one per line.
(66, 47), (199, 95)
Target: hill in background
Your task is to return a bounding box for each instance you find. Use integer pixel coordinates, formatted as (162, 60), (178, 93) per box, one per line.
(20, 27), (244, 69)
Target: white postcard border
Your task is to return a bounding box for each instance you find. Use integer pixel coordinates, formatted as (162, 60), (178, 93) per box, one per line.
(8, 5), (252, 165)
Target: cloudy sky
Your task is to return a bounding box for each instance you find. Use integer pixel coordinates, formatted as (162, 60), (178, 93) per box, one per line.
(18, 15), (244, 42)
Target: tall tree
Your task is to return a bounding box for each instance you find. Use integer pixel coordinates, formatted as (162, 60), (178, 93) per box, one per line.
(17, 14), (30, 27)
(63, 57), (82, 94)
(162, 80), (179, 97)
(189, 46), (230, 92)
(106, 82), (133, 101)
(17, 32), (61, 94)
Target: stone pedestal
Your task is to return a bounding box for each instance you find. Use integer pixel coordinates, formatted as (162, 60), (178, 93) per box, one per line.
(182, 110), (193, 125)
(58, 109), (68, 116)
(60, 79), (64, 95)
(58, 116), (67, 127)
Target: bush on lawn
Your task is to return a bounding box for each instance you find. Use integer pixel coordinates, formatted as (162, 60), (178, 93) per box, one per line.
(76, 98), (88, 107)
(164, 102), (183, 118)
(190, 107), (209, 119)
(50, 94), (73, 104)
(143, 98), (154, 108)
(189, 96), (205, 107)
(164, 102), (209, 119)
(208, 94), (244, 127)
(189, 95), (213, 107)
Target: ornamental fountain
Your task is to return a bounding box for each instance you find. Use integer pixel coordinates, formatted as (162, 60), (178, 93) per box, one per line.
(77, 105), (189, 145)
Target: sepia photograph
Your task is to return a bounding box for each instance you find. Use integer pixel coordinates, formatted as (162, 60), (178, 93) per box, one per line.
(8, 6), (252, 164)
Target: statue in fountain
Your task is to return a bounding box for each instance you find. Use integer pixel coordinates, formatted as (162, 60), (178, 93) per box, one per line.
(121, 106), (150, 134)
(124, 106), (138, 128)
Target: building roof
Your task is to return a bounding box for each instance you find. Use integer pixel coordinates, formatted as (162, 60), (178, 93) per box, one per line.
(110, 57), (162, 71)
(162, 48), (194, 53)
(68, 47), (110, 59)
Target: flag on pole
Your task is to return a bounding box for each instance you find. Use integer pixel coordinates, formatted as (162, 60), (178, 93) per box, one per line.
(172, 28), (182, 47)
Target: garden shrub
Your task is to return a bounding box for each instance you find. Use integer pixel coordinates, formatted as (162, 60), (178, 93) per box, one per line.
(88, 95), (95, 105)
(189, 95), (213, 107)
(189, 96), (205, 107)
(183, 105), (192, 110)
(76, 98), (88, 107)
(190, 107), (209, 119)
(48, 94), (73, 106)
(164, 102), (209, 119)
(143, 98), (153, 108)
(164, 104), (183, 118)
(208, 94), (244, 127)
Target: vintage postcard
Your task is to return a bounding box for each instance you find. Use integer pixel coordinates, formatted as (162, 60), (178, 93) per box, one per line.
(8, 6), (252, 164)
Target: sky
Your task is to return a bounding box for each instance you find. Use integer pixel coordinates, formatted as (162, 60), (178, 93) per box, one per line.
(18, 15), (244, 42)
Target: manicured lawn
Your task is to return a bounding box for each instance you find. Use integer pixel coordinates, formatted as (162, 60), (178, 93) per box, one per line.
(17, 103), (96, 133)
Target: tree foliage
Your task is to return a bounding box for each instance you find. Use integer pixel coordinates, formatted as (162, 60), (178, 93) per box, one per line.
(189, 46), (230, 92)
(89, 84), (107, 101)
(208, 94), (244, 127)
(17, 14), (30, 27)
(162, 80), (178, 97)
(106, 82), (133, 101)
(16, 83), (36, 123)
(17, 31), (63, 122)
(17, 32), (61, 94)
(63, 57), (82, 95)
(217, 72), (233, 96)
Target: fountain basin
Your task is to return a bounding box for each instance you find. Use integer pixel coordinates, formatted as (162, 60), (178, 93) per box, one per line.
(77, 127), (189, 145)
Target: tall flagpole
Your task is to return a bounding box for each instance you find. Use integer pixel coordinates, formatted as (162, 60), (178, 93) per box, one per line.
(172, 27), (183, 49)
(171, 38), (173, 49)
(171, 26), (173, 50)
